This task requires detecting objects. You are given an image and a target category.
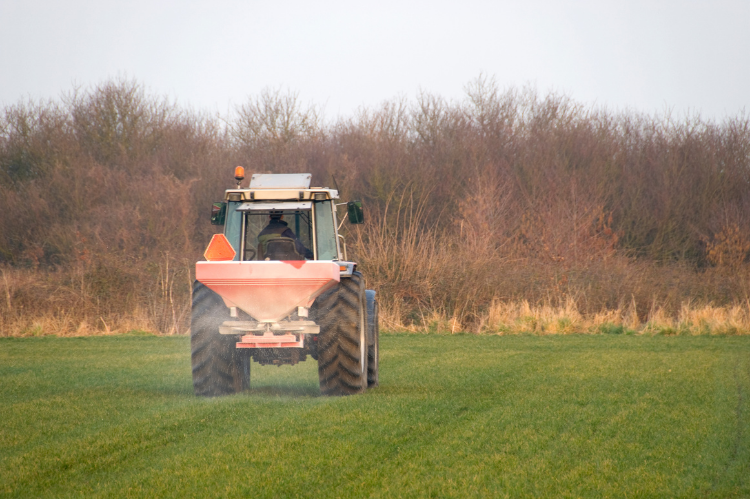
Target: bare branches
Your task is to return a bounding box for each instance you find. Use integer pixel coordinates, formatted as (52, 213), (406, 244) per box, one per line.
(1, 77), (750, 333)
(231, 88), (321, 148)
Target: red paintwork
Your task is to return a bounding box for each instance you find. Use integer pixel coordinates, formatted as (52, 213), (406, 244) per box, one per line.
(196, 261), (340, 322)
(236, 333), (304, 348)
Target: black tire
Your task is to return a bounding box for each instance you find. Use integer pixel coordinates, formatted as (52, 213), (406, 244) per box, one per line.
(315, 272), (368, 395)
(366, 290), (379, 388)
(190, 281), (249, 396)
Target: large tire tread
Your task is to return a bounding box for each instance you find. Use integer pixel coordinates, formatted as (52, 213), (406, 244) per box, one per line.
(191, 281), (248, 397)
(315, 273), (368, 396)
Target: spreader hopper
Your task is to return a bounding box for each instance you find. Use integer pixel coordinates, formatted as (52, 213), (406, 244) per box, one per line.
(195, 261), (340, 322)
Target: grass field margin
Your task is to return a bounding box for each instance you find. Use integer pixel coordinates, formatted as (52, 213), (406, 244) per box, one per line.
(2, 334), (749, 497)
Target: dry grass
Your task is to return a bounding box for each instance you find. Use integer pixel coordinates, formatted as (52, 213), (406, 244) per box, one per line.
(379, 297), (750, 336)
(0, 298), (190, 338)
(0, 258), (191, 337)
(3, 259), (749, 337)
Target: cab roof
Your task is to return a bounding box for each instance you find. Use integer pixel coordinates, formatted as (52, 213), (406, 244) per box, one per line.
(249, 173), (311, 189)
(224, 173), (338, 202)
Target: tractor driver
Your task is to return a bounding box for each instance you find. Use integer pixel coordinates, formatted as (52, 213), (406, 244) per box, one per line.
(258, 211), (314, 259)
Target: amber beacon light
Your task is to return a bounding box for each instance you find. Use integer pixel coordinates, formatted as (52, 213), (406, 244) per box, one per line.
(234, 166), (245, 187)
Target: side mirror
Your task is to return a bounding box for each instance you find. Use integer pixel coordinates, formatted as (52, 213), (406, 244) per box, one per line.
(347, 200), (364, 224)
(211, 202), (227, 225)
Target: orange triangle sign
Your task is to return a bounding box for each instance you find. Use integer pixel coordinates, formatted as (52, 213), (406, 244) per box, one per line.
(204, 234), (236, 261)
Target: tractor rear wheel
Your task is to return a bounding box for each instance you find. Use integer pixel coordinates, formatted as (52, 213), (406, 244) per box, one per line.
(191, 281), (249, 396)
(315, 272), (368, 395)
(366, 290), (379, 388)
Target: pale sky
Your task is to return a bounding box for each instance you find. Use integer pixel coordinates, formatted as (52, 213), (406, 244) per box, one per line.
(1, 0), (748, 121)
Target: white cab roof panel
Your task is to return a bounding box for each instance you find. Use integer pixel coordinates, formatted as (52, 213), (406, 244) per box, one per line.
(236, 201), (312, 211)
(249, 173), (312, 189)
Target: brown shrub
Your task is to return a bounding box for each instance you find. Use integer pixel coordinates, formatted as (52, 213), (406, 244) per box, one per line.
(1, 77), (749, 335)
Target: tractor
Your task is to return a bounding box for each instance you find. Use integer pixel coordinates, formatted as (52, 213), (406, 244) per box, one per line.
(191, 169), (378, 396)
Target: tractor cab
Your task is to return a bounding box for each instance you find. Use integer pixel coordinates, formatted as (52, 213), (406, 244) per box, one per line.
(207, 172), (363, 263)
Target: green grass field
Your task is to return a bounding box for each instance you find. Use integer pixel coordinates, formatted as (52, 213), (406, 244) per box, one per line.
(1, 334), (749, 498)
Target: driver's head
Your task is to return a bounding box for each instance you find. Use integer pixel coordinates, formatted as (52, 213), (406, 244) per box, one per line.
(269, 210), (283, 221)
